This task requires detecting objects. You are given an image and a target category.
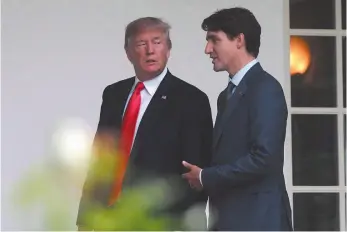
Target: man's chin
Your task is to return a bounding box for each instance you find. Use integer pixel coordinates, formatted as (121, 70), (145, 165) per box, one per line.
(146, 67), (162, 74)
(213, 66), (225, 72)
(141, 67), (163, 79)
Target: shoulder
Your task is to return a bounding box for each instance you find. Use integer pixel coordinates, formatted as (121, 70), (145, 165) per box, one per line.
(248, 69), (285, 95)
(104, 77), (134, 92)
(169, 73), (209, 103)
(245, 65), (287, 105)
(248, 69), (287, 111)
(102, 77), (134, 99)
(168, 73), (211, 120)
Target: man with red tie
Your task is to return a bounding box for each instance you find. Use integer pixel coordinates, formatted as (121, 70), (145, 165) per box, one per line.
(76, 17), (213, 230)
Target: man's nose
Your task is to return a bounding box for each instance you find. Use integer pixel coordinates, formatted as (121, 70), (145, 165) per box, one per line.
(204, 43), (211, 54)
(146, 43), (154, 54)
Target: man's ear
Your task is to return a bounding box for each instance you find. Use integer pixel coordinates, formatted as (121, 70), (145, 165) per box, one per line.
(236, 33), (245, 49)
(166, 49), (171, 59)
(125, 48), (133, 63)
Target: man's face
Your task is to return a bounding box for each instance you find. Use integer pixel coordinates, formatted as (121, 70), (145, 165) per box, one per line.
(126, 29), (170, 79)
(204, 31), (239, 72)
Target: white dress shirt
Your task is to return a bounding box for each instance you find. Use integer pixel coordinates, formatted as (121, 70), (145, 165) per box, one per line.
(123, 67), (168, 149)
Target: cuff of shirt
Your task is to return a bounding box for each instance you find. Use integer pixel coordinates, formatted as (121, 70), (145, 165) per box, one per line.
(199, 169), (203, 186)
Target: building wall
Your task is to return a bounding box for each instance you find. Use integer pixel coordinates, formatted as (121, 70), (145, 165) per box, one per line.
(2, 0), (288, 230)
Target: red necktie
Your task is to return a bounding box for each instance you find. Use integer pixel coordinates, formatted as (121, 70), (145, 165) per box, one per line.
(108, 82), (144, 205)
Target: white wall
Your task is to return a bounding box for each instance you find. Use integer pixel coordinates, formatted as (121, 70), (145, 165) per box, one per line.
(1, 0), (286, 230)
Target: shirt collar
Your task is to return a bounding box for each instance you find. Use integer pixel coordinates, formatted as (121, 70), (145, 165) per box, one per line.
(230, 59), (258, 86)
(133, 66), (168, 96)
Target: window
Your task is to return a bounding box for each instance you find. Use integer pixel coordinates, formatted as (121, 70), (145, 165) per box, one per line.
(286, 0), (346, 230)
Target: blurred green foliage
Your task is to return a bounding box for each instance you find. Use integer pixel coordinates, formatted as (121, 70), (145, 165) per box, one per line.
(12, 135), (180, 230)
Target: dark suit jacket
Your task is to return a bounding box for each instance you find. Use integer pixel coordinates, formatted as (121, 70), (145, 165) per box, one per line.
(77, 70), (213, 230)
(201, 63), (293, 231)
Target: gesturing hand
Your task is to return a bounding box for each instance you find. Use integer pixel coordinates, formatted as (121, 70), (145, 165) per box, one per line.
(182, 161), (203, 191)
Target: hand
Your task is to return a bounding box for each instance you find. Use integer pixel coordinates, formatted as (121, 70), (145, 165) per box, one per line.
(182, 161), (203, 191)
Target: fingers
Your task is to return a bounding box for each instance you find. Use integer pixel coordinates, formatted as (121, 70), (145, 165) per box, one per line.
(182, 174), (194, 187)
(182, 173), (190, 179)
(182, 160), (193, 169)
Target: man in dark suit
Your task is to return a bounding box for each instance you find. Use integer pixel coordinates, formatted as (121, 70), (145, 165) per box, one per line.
(182, 7), (293, 231)
(77, 17), (213, 230)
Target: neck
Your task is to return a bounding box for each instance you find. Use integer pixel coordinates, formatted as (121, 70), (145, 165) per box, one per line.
(135, 67), (165, 82)
(135, 71), (159, 82)
(136, 74), (155, 82)
(227, 53), (255, 76)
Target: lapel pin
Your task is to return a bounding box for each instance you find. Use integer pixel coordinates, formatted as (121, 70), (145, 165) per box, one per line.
(161, 95), (167, 99)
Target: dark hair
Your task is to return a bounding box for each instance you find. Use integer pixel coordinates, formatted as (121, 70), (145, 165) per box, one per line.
(124, 17), (172, 49)
(201, 7), (261, 57)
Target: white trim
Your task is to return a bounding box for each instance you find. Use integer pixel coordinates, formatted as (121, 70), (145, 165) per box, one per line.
(283, 0), (293, 223)
(336, 1), (346, 230)
(290, 108), (346, 114)
(289, 29), (346, 37)
(336, 0), (342, 31)
(338, 112), (346, 231)
(336, 5), (344, 111)
(292, 186), (346, 192)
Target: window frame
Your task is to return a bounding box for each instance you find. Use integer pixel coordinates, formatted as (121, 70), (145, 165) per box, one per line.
(283, 0), (346, 230)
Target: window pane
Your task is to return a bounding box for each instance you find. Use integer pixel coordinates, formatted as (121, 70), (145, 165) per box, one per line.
(291, 36), (336, 107)
(293, 193), (339, 231)
(292, 115), (338, 186)
(343, 37), (346, 108)
(342, 0), (346, 29)
(290, 0), (335, 29)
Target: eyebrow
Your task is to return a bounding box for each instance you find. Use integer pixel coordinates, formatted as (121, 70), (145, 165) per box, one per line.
(136, 36), (162, 43)
(206, 34), (217, 40)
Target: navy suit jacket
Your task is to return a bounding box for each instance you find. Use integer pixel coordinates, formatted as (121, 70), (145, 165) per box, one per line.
(202, 63), (293, 231)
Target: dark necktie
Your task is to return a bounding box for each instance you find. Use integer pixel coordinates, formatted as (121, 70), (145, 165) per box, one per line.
(224, 81), (236, 109)
(217, 81), (236, 118)
(226, 81), (236, 100)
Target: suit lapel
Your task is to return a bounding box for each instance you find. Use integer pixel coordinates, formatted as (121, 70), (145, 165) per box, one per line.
(129, 71), (174, 163)
(213, 88), (227, 136)
(213, 83), (247, 149)
(213, 63), (262, 149)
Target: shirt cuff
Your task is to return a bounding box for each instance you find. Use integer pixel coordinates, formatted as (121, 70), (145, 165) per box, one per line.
(199, 169), (203, 186)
